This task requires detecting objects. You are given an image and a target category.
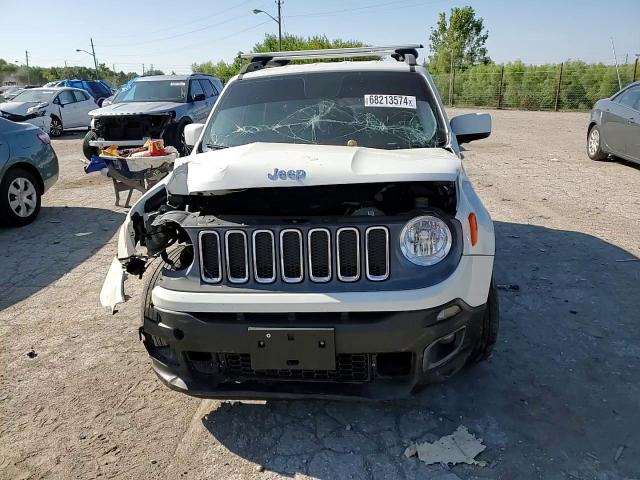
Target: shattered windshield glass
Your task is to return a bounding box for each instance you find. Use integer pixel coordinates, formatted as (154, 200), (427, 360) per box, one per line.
(202, 71), (446, 150)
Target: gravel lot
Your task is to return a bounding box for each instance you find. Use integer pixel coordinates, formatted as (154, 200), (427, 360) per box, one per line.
(1, 109), (639, 480)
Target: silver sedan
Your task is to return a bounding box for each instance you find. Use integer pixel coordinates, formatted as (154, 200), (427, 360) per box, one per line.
(587, 81), (640, 164)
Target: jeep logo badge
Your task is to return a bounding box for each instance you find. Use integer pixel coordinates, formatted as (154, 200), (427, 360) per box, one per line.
(268, 168), (307, 181)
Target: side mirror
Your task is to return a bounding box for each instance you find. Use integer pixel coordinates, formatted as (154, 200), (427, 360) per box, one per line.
(183, 123), (205, 147)
(450, 113), (491, 144)
(53, 97), (60, 105)
(192, 93), (206, 102)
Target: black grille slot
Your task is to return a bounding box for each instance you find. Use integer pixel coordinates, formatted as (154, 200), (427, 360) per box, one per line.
(225, 231), (248, 283)
(337, 228), (360, 281)
(308, 229), (331, 282)
(366, 227), (389, 281)
(200, 232), (221, 282)
(222, 353), (370, 383)
(253, 231), (276, 283)
(280, 230), (303, 282)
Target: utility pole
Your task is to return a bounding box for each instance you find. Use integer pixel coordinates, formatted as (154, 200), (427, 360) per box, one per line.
(253, 1), (283, 50)
(142, 64), (145, 75)
(25, 50), (30, 85)
(634, 54), (639, 83)
(610, 37), (622, 89)
(90, 37), (99, 79)
(277, 0), (282, 50)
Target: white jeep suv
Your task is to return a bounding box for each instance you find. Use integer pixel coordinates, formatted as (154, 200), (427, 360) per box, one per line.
(100, 45), (497, 400)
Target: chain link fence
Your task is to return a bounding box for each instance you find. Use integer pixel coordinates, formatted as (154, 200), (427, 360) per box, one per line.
(431, 61), (638, 111)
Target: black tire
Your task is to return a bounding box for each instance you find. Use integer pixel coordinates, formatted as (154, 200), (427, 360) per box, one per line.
(49, 115), (63, 137)
(0, 167), (42, 227)
(468, 279), (500, 364)
(587, 124), (607, 161)
(83, 130), (99, 160)
(177, 119), (193, 157)
(97, 98), (105, 107)
(141, 247), (189, 323)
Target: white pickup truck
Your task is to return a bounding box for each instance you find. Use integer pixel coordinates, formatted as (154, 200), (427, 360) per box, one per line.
(100, 45), (498, 400)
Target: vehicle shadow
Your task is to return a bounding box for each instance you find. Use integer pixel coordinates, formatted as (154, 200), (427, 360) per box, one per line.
(0, 206), (124, 311)
(200, 221), (640, 479)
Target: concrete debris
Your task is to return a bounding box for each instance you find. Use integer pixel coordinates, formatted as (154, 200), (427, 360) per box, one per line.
(403, 425), (486, 466)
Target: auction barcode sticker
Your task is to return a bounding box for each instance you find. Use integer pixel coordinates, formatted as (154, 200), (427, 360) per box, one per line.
(364, 94), (416, 109)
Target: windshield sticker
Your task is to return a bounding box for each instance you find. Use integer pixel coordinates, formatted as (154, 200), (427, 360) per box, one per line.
(364, 94), (416, 109)
(170, 82), (186, 86)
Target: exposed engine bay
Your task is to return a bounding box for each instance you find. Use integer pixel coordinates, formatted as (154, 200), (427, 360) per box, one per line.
(93, 114), (174, 142)
(127, 181), (457, 273)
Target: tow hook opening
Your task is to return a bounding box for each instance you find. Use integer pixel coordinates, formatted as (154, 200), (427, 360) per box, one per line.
(422, 327), (466, 371)
(376, 352), (413, 377)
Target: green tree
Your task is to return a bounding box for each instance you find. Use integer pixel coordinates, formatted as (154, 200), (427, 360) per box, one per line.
(428, 6), (490, 74)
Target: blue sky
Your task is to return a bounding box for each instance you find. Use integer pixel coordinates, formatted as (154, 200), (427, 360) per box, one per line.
(1, 0), (638, 74)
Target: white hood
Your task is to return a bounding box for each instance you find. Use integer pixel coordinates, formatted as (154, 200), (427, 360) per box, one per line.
(167, 143), (461, 195)
(0, 101), (40, 116)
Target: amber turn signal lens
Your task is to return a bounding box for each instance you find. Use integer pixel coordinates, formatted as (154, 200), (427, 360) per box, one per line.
(468, 213), (478, 246)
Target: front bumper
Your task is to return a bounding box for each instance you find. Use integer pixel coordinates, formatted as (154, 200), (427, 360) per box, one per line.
(141, 300), (486, 400)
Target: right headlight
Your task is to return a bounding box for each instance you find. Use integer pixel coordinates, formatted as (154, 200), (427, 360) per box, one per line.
(400, 215), (452, 266)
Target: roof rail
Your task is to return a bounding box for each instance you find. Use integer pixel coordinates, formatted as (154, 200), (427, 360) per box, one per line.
(238, 44), (423, 75)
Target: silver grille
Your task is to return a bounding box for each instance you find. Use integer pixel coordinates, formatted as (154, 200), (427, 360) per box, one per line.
(199, 226), (389, 284)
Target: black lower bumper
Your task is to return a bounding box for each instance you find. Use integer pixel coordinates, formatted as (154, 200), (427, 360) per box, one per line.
(141, 300), (486, 400)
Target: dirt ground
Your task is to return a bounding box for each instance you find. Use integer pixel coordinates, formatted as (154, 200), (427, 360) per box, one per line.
(1, 109), (639, 480)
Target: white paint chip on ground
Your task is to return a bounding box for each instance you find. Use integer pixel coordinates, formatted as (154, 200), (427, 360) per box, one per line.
(404, 425), (487, 466)
(74, 232), (93, 237)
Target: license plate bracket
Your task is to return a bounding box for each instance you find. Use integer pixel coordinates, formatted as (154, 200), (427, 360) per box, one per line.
(248, 328), (336, 371)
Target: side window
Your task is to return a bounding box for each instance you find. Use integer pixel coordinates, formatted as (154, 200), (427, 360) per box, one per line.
(73, 90), (88, 102)
(57, 90), (75, 105)
(617, 86), (640, 111)
(189, 80), (204, 100)
(199, 79), (215, 98)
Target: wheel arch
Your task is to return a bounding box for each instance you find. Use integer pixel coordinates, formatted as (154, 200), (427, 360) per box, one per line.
(5, 162), (45, 194)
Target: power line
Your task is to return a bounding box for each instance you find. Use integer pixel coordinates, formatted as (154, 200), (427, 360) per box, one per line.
(101, 20), (272, 59)
(99, 12), (249, 48)
(103, 0), (260, 40)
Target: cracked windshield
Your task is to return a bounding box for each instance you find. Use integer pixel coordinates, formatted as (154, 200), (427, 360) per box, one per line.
(203, 71), (446, 150)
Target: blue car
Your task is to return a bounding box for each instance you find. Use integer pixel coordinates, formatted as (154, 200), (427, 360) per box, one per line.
(0, 118), (59, 226)
(83, 74), (223, 158)
(45, 79), (113, 107)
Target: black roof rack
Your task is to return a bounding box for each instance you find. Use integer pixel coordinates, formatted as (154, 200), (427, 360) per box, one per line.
(238, 44), (423, 75)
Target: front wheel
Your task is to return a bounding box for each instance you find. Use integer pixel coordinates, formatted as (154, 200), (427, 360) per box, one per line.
(0, 168), (42, 227)
(177, 120), (193, 157)
(587, 125), (607, 161)
(83, 130), (99, 160)
(49, 116), (63, 137)
(467, 279), (499, 364)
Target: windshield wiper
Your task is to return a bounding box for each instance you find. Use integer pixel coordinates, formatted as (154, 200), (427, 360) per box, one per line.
(204, 143), (230, 151)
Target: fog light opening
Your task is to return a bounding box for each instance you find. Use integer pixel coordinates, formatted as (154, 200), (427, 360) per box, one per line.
(422, 327), (466, 371)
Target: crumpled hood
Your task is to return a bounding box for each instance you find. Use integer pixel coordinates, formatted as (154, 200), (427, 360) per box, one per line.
(167, 143), (461, 195)
(90, 101), (182, 117)
(0, 101), (39, 116)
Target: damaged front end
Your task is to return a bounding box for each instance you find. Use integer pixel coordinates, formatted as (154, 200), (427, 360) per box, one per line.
(100, 182), (192, 312)
(91, 113), (176, 148)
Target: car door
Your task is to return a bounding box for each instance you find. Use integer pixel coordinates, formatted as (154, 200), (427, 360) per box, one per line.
(55, 90), (78, 127)
(199, 79), (219, 117)
(600, 96), (628, 157)
(614, 85), (640, 162)
(72, 90), (95, 127)
(188, 79), (208, 122)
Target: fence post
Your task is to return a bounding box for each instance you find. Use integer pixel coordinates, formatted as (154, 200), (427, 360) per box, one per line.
(554, 62), (564, 112)
(497, 65), (505, 109)
(634, 57), (638, 82)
